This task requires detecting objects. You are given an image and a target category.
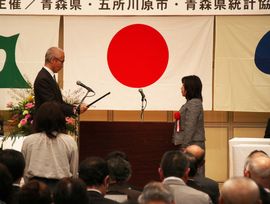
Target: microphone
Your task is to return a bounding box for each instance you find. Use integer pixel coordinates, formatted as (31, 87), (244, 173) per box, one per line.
(76, 81), (94, 93)
(138, 89), (145, 101)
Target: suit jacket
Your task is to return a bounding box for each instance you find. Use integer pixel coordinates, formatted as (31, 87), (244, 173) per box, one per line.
(163, 177), (212, 204)
(194, 173), (220, 200)
(34, 68), (74, 116)
(172, 98), (205, 147)
(258, 184), (270, 204)
(106, 183), (141, 201)
(12, 185), (20, 204)
(187, 179), (218, 204)
(87, 190), (119, 204)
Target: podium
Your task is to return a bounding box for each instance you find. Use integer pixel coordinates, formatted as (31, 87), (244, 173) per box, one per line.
(79, 121), (178, 189)
(229, 138), (270, 178)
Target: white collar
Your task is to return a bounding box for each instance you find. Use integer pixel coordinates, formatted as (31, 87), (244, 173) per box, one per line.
(43, 66), (56, 79)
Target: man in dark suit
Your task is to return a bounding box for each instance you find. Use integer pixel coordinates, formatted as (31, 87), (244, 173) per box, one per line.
(0, 149), (25, 204)
(158, 150), (212, 204)
(185, 145), (220, 200)
(34, 47), (87, 117)
(185, 152), (218, 204)
(79, 157), (119, 204)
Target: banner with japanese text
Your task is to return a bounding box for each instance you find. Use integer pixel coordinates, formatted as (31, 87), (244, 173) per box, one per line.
(214, 16), (270, 112)
(0, 16), (60, 110)
(0, 0), (269, 15)
(63, 16), (213, 110)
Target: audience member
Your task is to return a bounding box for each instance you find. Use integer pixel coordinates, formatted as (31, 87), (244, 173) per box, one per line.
(219, 177), (261, 204)
(185, 152), (217, 204)
(105, 151), (142, 192)
(244, 155), (270, 204)
(106, 156), (141, 202)
(79, 157), (119, 204)
(53, 177), (89, 204)
(21, 101), (78, 191)
(158, 150), (212, 204)
(138, 181), (174, 204)
(0, 149), (25, 204)
(243, 150), (268, 172)
(185, 145), (220, 199)
(19, 179), (52, 204)
(0, 163), (13, 204)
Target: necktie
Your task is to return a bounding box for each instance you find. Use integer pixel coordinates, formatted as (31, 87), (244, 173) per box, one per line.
(53, 74), (57, 82)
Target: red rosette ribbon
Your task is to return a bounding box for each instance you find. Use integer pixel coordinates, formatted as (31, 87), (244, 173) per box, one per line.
(174, 112), (181, 132)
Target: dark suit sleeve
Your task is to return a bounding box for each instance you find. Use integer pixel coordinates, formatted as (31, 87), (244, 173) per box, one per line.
(264, 118), (270, 138)
(34, 70), (74, 117)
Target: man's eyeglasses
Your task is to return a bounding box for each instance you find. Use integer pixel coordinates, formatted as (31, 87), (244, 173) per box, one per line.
(54, 57), (65, 64)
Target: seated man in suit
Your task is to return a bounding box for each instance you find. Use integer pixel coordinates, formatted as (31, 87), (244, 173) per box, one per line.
(53, 177), (89, 204)
(106, 157), (141, 202)
(158, 150), (212, 204)
(139, 182), (174, 204)
(105, 151), (142, 192)
(79, 157), (119, 204)
(185, 152), (217, 204)
(0, 149), (25, 204)
(244, 154), (270, 204)
(185, 145), (220, 200)
(219, 177), (261, 204)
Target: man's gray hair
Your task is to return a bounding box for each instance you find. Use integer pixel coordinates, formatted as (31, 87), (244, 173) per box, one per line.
(139, 182), (174, 204)
(45, 47), (63, 63)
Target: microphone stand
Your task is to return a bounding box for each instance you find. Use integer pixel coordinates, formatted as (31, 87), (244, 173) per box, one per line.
(141, 98), (147, 122)
(76, 90), (90, 150)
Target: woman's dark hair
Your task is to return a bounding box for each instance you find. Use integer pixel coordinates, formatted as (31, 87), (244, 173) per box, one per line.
(33, 101), (66, 138)
(182, 75), (202, 101)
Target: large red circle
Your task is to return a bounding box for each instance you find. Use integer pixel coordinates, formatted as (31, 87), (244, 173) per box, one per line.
(107, 24), (169, 88)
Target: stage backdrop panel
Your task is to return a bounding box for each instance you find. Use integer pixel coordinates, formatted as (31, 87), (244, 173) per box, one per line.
(79, 121), (179, 189)
(64, 16), (213, 111)
(0, 16), (60, 110)
(214, 16), (270, 112)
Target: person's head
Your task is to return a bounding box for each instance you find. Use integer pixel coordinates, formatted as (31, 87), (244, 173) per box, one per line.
(158, 151), (189, 183)
(139, 182), (174, 204)
(79, 157), (109, 195)
(181, 75), (202, 101)
(53, 177), (88, 204)
(185, 145), (205, 168)
(244, 156), (270, 189)
(106, 157), (131, 183)
(33, 101), (66, 138)
(0, 149), (25, 184)
(0, 163), (13, 204)
(44, 47), (65, 73)
(105, 151), (129, 162)
(19, 179), (52, 204)
(220, 177), (261, 204)
(243, 150), (269, 171)
(185, 152), (199, 179)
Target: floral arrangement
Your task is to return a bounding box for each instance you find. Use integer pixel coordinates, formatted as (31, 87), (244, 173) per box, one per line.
(4, 79), (84, 144)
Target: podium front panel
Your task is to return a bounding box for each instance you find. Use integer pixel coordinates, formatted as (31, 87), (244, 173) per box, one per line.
(79, 121), (178, 189)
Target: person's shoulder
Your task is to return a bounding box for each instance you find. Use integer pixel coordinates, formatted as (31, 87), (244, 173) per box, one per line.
(188, 98), (202, 105)
(58, 134), (78, 145)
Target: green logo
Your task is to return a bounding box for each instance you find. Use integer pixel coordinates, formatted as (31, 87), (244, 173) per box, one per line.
(0, 34), (30, 88)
